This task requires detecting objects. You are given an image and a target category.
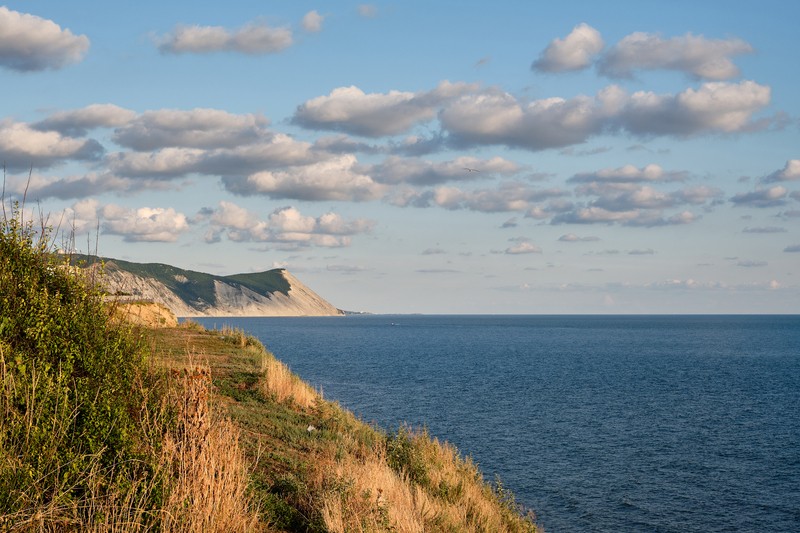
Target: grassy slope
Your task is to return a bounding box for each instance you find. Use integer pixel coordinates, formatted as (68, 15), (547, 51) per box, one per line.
(4, 222), (537, 531)
(147, 322), (540, 532)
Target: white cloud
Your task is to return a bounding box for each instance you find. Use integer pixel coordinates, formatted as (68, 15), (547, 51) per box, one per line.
(552, 206), (700, 227)
(440, 86), (619, 150)
(400, 182), (567, 213)
(8, 171), (154, 201)
(557, 163), (721, 226)
(34, 104), (136, 136)
(619, 81), (771, 135)
(0, 119), (102, 170)
(113, 108), (269, 150)
(108, 133), (320, 178)
(101, 204), (190, 242)
(157, 22), (292, 55)
(292, 78), (769, 152)
(369, 155), (520, 185)
(730, 186), (788, 208)
(302, 11), (324, 32)
(58, 198), (100, 234)
(106, 147), (206, 178)
(0, 6), (89, 71)
(532, 23), (604, 73)
(553, 207), (641, 225)
(293, 81), (477, 137)
(569, 164), (686, 184)
(223, 154), (384, 201)
(442, 81), (770, 151)
(505, 237), (542, 255)
(762, 160), (800, 183)
(598, 32), (753, 80)
(206, 201), (374, 248)
(559, 233), (600, 242)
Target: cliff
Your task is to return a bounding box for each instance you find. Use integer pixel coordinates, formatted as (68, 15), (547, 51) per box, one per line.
(73, 255), (343, 317)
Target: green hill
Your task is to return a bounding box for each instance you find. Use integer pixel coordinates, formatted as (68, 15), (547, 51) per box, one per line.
(72, 254), (291, 308)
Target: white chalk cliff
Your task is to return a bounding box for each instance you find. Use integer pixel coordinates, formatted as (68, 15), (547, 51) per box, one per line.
(92, 259), (343, 317)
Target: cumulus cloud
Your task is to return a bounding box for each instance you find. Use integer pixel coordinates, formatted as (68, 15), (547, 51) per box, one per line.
(206, 201), (374, 248)
(6, 171), (155, 201)
(505, 237), (542, 255)
(559, 233), (600, 242)
(532, 23), (604, 73)
(313, 134), (384, 155)
(101, 204), (190, 242)
(113, 108), (269, 150)
(57, 198), (100, 235)
(554, 163), (721, 226)
(440, 86), (619, 150)
(730, 186), (788, 208)
(762, 160), (800, 183)
(34, 104), (136, 136)
(222, 154), (384, 201)
(302, 11), (324, 32)
(157, 22), (292, 55)
(598, 32), (753, 80)
(0, 119), (103, 170)
(393, 182), (567, 213)
(369, 155), (520, 185)
(0, 6), (89, 71)
(552, 206), (699, 227)
(501, 217), (518, 228)
(619, 81), (771, 136)
(292, 81), (477, 137)
(568, 163), (687, 184)
(440, 81), (770, 151)
(107, 133), (320, 178)
(106, 147), (206, 178)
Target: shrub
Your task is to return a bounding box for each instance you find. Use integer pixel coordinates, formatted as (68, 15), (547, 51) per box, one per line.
(0, 203), (160, 526)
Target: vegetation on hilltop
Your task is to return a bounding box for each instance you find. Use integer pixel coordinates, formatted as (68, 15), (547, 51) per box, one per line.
(71, 254), (292, 308)
(1, 203), (538, 532)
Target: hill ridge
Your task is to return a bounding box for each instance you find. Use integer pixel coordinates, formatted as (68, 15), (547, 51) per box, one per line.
(71, 255), (342, 317)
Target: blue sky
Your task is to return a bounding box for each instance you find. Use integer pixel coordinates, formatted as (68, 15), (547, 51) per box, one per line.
(1, 1), (798, 313)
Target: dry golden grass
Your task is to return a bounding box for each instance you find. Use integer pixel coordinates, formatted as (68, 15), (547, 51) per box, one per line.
(320, 450), (430, 533)
(258, 351), (320, 410)
(158, 364), (260, 533)
(313, 427), (538, 533)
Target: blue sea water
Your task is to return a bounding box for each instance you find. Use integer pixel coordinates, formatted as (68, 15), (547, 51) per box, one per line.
(192, 315), (800, 533)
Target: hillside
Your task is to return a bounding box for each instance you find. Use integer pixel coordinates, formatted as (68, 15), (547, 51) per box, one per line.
(1, 208), (539, 532)
(71, 255), (343, 317)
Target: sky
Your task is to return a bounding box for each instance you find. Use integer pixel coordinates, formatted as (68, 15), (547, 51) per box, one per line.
(1, 1), (798, 314)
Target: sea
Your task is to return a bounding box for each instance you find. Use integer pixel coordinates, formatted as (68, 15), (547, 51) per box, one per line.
(191, 315), (800, 533)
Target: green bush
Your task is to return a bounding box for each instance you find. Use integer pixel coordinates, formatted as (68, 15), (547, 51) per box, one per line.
(385, 426), (431, 488)
(0, 203), (162, 524)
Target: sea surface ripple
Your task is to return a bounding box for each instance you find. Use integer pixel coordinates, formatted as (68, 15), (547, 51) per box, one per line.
(193, 315), (800, 533)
